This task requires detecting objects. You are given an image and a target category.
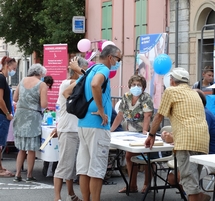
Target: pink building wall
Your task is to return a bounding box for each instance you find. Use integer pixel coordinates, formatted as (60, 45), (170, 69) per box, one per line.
(85, 0), (169, 97)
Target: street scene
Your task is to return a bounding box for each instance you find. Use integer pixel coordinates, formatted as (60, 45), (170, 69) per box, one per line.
(0, 0), (215, 201)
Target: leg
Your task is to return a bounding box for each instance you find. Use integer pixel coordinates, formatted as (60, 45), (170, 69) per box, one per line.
(79, 174), (90, 201)
(54, 177), (63, 201)
(126, 152), (138, 190)
(189, 192), (211, 201)
(26, 150), (35, 178)
(66, 179), (75, 196)
(15, 150), (27, 177)
(90, 177), (103, 201)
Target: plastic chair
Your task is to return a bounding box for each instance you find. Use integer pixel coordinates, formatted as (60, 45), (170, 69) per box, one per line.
(130, 154), (174, 200)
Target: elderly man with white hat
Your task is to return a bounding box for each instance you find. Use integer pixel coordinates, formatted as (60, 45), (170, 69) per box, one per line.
(145, 68), (211, 201)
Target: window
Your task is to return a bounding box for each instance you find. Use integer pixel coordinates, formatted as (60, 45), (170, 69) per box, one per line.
(135, 0), (147, 51)
(102, 1), (112, 40)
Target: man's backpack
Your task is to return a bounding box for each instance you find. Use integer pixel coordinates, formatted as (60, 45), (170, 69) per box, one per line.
(197, 80), (213, 89)
(66, 65), (108, 119)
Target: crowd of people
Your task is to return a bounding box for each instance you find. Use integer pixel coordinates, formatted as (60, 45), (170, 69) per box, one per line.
(0, 45), (214, 201)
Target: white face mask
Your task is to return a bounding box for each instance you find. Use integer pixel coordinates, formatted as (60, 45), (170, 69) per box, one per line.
(130, 86), (142, 96)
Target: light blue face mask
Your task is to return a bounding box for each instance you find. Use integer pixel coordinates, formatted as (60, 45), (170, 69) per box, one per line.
(130, 86), (142, 96)
(41, 77), (44, 81)
(8, 70), (16, 77)
(110, 61), (121, 71)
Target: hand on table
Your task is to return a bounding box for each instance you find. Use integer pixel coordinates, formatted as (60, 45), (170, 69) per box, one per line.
(145, 136), (155, 149)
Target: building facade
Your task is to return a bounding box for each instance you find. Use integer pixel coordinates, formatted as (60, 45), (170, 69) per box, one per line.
(86, 0), (215, 96)
(85, 0), (170, 96)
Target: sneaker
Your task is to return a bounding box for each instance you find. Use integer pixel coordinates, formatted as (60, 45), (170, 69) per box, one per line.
(26, 177), (37, 183)
(13, 176), (22, 182)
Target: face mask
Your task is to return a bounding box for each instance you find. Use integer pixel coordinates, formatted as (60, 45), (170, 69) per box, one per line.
(8, 70), (16, 77)
(41, 77), (44, 81)
(130, 86), (142, 96)
(110, 61), (121, 71)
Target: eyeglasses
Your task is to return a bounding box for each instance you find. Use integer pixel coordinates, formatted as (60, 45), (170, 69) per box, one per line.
(111, 55), (121, 62)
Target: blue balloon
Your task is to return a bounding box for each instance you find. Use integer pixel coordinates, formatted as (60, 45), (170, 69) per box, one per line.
(153, 54), (172, 75)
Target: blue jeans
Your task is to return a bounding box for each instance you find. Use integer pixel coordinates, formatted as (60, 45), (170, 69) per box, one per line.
(0, 114), (10, 146)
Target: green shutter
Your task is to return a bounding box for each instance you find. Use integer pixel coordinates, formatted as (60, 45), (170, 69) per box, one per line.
(135, 0), (147, 50)
(102, 1), (112, 40)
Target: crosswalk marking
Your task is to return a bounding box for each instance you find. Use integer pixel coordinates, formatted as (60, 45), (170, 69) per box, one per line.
(0, 182), (54, 189)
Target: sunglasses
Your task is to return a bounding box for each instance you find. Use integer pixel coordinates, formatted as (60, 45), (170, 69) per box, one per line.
(111, 55), (121, 62)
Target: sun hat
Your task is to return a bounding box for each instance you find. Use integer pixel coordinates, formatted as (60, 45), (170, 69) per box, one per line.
(170, 67), (189, 82)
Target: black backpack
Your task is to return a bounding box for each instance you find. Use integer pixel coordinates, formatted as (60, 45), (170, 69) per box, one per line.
(66, 65), (108, 119)
(197, 80), (213, 89)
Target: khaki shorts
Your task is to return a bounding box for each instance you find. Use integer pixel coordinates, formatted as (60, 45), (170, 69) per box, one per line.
(54, 132), (79, 180)
(76, 127), (110, 179)
(176, 150), (204, 195)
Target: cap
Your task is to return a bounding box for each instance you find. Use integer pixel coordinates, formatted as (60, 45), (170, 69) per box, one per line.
(170, 67), (189, 82)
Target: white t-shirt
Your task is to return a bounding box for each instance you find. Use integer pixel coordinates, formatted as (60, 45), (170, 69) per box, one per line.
(57, 79), (78, 132)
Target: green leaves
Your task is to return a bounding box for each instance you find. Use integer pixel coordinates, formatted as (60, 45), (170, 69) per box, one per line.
(0, 0), (85, 60)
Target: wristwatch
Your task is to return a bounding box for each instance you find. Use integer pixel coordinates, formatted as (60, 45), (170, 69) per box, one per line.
(148, 133), (155, 137)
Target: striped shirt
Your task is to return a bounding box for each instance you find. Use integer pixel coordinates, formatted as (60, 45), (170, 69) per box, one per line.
(158, 84), (209, 154)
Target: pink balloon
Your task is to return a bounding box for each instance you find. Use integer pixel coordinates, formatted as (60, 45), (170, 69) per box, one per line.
(102, 41), (115, 50)
(88, 61), (96, 68)
(77, 39), (91, 52)
(109, 70), (117, 79)
(98, 40), (106, 52)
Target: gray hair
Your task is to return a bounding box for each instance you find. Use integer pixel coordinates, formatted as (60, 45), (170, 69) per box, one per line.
(77, 57), (88, 68)
(170, 75), (189, 84)
(27, 63), (47, 77)
(100, 44), (121, 59)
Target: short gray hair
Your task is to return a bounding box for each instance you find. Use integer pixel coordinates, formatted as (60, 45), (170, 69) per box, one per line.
(28, 63), (47, 77)
(100, 44), (121, 59)
(78, 57), (88, 68)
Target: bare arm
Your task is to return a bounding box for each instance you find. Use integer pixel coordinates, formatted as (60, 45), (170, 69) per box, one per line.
(91, 73), (108, 125)
(13, 85), (19, 102)
(145, 113), (164, 149)
(142, 111), (153, 134)
(110, 111), (124, 132)
(63, 81), (76, 99)
(0, 89), (12, 120)
(40, 82), (48, 108)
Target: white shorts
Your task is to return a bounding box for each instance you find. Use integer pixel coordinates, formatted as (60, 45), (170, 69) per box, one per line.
(76, 127), (110, 179)
(54, 132), (79, 180)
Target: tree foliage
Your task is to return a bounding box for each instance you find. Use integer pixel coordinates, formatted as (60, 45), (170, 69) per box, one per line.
(0, 0), (85, 59)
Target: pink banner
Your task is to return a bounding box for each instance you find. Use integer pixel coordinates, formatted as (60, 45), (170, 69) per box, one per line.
(43, 44), (68, 110)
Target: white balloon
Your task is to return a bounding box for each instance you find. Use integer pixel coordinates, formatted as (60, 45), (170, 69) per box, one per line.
(163, 72), (171, 88)
(102, 41), (115, 50)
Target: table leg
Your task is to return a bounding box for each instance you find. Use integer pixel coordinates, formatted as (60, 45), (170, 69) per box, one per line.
(115, 149), (129, 196)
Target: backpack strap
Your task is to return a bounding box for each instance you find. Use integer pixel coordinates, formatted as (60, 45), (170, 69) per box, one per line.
(197, 81), (200, 89)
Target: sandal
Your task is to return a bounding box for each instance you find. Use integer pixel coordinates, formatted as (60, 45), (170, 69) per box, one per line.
(13, 176), (22, 182)
(140, 185), (151, 194)
(118, 186), (138, 193)
(0, 169), (15, 177)
(26, 177), (37, 183)
(67, 195), (82, 201)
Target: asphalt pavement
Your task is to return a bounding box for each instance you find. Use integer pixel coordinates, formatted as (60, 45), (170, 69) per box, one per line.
(0, 150), (214, 201)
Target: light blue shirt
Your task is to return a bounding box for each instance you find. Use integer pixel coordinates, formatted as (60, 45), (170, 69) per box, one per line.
(78, 64), (112, 130)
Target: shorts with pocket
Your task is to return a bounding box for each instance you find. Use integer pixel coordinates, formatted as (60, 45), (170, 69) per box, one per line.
(0, 114), (10, 146)
(176, 150), (204, 195)
(76, 127), (110, 179)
